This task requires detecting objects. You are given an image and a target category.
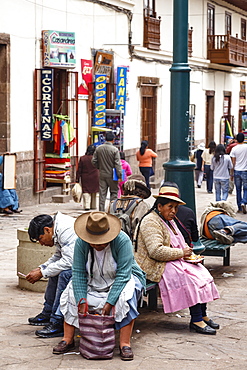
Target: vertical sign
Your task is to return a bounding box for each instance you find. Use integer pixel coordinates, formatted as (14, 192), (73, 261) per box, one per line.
(116, 67), (127, 113)
(78, 59), (93, 99)
(94, 74), (106, 126)
(41, 69), (53, 141)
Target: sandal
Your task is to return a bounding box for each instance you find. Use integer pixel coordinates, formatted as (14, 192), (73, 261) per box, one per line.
(119, 346), (134, 361)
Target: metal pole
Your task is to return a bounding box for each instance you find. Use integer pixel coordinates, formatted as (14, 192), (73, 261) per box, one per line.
(163, 0), (196, 212)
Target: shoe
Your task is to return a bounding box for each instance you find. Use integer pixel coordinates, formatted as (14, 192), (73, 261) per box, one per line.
(213, 230), (234, 245)
(53, 340), (75, 354)
(35, 322), (64, 338)
(189, 322), (216, 335)
(2, 208), (13, 214)
(241, 204), (246, 214)
(197, 185), (201, 188)
(119, 346), (134, 361)
(203, 319), (220, 329)
(208, 191), (213, 194)
(28, 313), (50, 326)
(12, 209), (22, 213)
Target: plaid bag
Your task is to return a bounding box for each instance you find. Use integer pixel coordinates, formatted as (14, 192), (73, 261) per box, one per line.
(78, 299), (115, 360)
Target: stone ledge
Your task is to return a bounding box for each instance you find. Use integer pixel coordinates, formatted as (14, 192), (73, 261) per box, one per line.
(52, 195), (71, 203)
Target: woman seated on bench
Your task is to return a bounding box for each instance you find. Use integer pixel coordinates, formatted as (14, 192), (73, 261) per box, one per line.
(135, 182), (220, 335)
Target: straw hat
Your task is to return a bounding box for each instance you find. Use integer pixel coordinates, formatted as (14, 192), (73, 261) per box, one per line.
(74, 211), (121, 244)
(153, 185), (186, 205)
(123, 174), (151, 199)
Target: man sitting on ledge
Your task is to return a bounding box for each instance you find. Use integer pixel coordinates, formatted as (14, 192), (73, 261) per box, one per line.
(26, 212), (77, 338)
(200, 201), (247, 245)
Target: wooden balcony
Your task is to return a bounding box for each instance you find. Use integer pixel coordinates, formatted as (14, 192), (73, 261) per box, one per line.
(144, 16), (161, 51)
(207, 34), (247, 67)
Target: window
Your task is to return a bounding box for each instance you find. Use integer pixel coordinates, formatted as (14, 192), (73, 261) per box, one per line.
(207, 4), (215, 35)
(144, 0), (156, 17)
(225, 12), (231, 35)
(143, 0), (161, 50)
(241, 19), (246, 40)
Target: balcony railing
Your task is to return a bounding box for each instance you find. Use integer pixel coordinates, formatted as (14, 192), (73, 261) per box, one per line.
(144, 15), (161, 51)
(188, 27), (193, 57)
(207, 34), (247, 67)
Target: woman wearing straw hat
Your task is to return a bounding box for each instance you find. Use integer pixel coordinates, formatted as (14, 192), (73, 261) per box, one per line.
(135, 182), (220, 335)
(53, 211), (145, 360)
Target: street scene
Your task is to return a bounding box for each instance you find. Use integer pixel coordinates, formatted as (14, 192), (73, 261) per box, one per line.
(1, 0), (247, 369)
(1, 186), (247, 369)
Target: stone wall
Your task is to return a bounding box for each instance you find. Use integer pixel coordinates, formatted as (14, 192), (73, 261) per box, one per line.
(124, 142), (170, 189)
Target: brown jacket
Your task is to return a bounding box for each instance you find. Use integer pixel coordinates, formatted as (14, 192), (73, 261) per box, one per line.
(135, 211), (184, 282)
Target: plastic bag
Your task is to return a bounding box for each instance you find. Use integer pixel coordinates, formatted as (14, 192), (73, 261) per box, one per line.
(72, 183), (82, 203)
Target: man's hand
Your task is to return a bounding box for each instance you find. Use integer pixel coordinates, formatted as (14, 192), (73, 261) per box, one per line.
(26, 268), (43, 284)
(101, 302), (113, 316)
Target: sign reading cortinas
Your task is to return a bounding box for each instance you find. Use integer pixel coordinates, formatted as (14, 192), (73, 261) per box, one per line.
(41, 69), (53, 141)
(42, 30), (76, 68)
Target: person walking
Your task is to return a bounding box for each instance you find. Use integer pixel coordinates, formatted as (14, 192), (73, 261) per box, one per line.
(202, 141), (216, 193)
(118, 151), (132, 197)
(194, 143), (205, 188)
(92, 132), (122, 211)
(211, 144), (233, 202)
(76, 144), (99, 210)
(230, 132), (247, 213)
(136, 140), (157, 189)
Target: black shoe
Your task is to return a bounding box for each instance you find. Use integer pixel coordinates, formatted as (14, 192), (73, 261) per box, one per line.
(203, 319), (220, 329)
(189, 322), (216, 335)
(197, 185), (201, 188)
(35, 322), (64, 338)
(28, 313), (50, 326)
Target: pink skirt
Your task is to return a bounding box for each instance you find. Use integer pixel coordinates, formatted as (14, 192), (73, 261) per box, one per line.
(159, 259), (220, 313)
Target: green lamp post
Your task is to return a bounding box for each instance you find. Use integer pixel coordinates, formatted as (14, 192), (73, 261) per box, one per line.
(163, 0), (196, 212)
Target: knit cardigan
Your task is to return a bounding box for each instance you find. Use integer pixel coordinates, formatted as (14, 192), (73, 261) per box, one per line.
(135, 211), (184, 282)
(72, 231), (146, 306)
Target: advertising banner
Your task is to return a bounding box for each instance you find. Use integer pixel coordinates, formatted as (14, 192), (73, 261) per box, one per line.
(78, 59), (93, 99)
(41, 69), (53, 141)
(116, 67), (127, 113)
(94, 51), (113, 83)
(94, 74), (107, 127)
(42, 30), (76, 68)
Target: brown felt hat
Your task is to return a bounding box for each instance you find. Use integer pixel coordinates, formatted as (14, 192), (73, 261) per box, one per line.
(153, 186), (186, 205)
(74, 211), (121, 244)
(123, 174), (151, 199)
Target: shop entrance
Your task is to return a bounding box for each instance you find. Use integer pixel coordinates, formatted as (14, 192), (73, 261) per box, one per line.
(205, 91), (215, 145)
(139, 77), (158, 152)
(34, 69), (78, 193)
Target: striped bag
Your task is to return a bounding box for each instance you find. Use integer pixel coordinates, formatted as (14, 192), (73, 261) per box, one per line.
(78, 299), (115, 360)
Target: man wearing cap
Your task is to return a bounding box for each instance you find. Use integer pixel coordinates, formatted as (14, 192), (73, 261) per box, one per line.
(26, 212), (77, 338)
(92, 132), (122, 211)
(53, 211), (146, 360)
(193, 143), (205, 188)
(108, 174), (151, 241)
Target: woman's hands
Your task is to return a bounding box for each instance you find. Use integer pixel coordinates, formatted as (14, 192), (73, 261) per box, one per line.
(78, 302), (113, 316)
(183, 246), (193, 258)
(101, 302), (113, 316)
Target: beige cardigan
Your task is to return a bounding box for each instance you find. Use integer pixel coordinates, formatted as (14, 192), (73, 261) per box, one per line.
(135, 211), (184, 282)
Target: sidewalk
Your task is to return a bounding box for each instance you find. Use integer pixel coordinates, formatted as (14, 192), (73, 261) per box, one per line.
(0, 183), (247, 369)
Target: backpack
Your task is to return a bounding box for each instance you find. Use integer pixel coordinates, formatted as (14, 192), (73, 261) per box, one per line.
(109, 198), (143, 241)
